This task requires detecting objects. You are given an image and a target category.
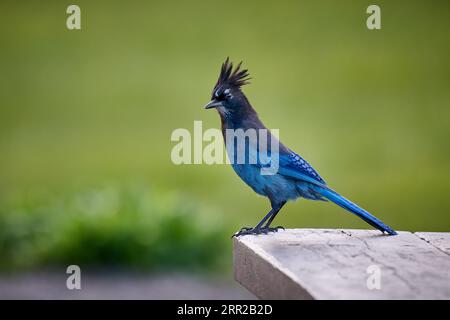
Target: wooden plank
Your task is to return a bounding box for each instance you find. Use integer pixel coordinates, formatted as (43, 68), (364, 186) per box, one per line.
(415, 232), (450, 255)
(233, 229), (450, 299)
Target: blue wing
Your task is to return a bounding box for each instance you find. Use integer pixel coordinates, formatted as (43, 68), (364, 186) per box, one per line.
(278, 151), (326, 185)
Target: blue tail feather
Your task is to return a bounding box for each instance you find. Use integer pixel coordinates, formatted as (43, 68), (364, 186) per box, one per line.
(312, 185), (397, 235)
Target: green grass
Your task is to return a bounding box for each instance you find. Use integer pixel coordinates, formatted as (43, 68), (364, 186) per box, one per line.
(0, 0), (449, 270)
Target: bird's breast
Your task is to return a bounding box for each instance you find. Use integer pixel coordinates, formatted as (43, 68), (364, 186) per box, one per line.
(231, 163), (300, 203)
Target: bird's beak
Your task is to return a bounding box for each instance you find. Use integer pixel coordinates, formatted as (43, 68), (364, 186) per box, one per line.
(204, 100), (223, 109)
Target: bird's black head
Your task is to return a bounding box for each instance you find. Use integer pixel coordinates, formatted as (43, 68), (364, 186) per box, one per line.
(204, 58), (252, 117)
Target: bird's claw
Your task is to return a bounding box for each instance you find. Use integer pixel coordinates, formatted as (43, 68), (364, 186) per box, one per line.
(232, 226), (285, 238)
(231, 226), (252, 238)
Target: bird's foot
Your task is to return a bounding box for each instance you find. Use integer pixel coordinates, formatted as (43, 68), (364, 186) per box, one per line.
(232, 226), (285, 238)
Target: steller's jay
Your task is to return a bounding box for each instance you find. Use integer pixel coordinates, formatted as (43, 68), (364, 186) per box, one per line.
(204, 58), (397, 237)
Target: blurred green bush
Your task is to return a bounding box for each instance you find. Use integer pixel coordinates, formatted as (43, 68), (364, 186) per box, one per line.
(0, 184), (229, 272)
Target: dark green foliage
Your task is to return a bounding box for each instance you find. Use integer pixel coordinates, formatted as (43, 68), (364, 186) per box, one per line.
(0, 185), (229, 271)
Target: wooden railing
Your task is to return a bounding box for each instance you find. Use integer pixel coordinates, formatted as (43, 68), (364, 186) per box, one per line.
(233, 229), (450, 299)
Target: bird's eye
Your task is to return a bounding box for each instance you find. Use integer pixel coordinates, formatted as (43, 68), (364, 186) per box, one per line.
(213, 88), (232, 101)
(224, 89), (232, 99)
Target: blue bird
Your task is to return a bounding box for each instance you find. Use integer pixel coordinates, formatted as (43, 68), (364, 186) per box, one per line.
(204, 58), (397, 237)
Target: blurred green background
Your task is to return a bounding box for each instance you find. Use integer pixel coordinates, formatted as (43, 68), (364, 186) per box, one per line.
(0, 0), (449, 272)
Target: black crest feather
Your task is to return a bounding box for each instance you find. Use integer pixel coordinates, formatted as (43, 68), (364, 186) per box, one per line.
(214, 57), (251, 91)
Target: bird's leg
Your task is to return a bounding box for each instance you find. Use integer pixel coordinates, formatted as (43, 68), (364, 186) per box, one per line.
(263, 201), (286, 230)
(233, 209), (274, 237)
(254, 208), (275, 229)
(233, 202), (286, 237)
